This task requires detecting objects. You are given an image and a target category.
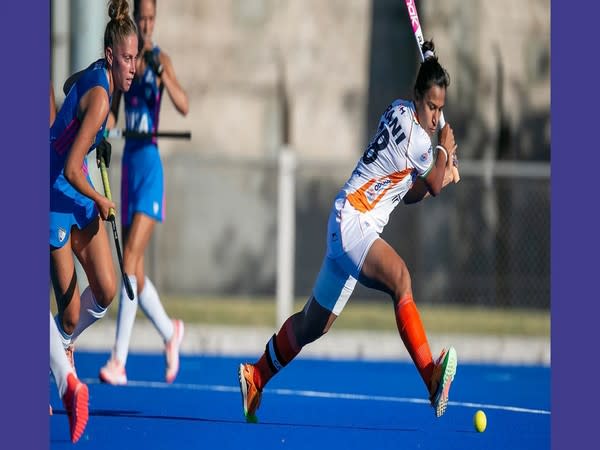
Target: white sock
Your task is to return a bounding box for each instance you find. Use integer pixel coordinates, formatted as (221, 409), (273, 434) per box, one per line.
(71, 286), (108, 342)
(50, 312), (75, 397)
(53, 315), (72, 349)
(114, 275), (138, 365)
(138, 276), (174, 342)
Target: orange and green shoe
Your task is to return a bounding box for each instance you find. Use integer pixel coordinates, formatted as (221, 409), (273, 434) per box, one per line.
(429, 346), (458, 417)
(238, 363), (262, 423)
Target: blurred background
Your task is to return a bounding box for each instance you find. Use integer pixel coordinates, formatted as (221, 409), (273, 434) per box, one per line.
(50, 0), (550, 362)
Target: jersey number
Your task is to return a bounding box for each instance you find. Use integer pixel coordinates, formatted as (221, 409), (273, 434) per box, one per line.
(362, 112), (406, 165)
(362, 128), (389, 164)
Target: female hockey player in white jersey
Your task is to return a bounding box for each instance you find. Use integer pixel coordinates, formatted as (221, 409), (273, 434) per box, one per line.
(238, 39), (459, 422)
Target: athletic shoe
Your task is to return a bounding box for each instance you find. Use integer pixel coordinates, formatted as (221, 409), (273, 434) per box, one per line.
(238, 363), (262, 422)
(429, 346), (458, 417)
(165, 319), (185, 383)
(65, 344), (76, 376)
(99, 357), (128, 385)
(62, 373), (89, 444)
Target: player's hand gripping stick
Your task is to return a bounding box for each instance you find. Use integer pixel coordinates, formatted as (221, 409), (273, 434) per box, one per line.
(98, 147), (135, 300)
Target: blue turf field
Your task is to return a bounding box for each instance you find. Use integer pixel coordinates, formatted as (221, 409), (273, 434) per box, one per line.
(50, 352), (550, 449)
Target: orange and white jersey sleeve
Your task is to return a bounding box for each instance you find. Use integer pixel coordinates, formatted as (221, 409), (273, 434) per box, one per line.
(341, 99), (434, 232)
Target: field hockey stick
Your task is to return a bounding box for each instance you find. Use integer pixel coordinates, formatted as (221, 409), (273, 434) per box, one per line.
(404, 0), (460, 183)
(98, 156), (135, 300)
(104, 129), (192, 140)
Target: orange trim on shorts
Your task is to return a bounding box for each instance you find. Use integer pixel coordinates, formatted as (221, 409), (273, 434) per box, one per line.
(346, 169), (412, 213)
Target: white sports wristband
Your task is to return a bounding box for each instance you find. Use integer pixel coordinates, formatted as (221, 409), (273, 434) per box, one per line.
(436, 145), (448, 162)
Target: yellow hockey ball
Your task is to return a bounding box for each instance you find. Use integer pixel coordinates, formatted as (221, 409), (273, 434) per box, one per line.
(473, 410), (487, 432)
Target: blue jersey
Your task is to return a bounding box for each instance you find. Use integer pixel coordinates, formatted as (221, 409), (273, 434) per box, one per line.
(120, 45), (166, 227)
(49, 59), (111, 248)
(124, 46), (164, 151)
(50, 59), (111, 180)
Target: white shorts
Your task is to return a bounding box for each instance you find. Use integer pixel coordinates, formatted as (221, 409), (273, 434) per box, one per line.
(312, 194), (380, 315)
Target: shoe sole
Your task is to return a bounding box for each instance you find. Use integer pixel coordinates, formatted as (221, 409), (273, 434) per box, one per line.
(165, 320), (185, 383)
(433, 346), (457, 417)
(238, 364), (249, 415)
(98, 370), (127, 385)
(70, 382), (89, 443)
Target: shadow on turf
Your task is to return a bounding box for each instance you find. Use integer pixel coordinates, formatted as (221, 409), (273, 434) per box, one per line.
(50, 409), (418, 433)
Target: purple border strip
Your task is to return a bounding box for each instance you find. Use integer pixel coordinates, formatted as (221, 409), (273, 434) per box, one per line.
(552, 0), (599, 448)
(0, 1), (50, 449)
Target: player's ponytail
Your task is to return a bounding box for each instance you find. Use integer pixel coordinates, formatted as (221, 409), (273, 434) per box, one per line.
(104, 0), (137, 50)
(414, 39), (450, 100)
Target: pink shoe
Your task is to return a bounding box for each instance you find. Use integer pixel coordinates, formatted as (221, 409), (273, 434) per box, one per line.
(165, 319), (185, 383)
(99, 357), (128, 385)
(62, 373), (89, 443)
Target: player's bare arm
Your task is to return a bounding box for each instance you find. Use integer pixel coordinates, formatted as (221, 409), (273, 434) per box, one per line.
(403, 177), (429, 204)
(404, 159), (455, 205)
(64, 87), (115, 219)
(159, 51), (189, 116)
(405, 123), (456, 203)
(423, 123), (455, 196)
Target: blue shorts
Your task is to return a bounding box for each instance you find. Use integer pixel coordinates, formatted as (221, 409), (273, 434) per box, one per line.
(121, 145), (165, 227)
(49, 160), (98, 249)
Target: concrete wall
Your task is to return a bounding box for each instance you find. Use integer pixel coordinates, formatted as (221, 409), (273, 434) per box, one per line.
(144, 0), (371, 161)
(143, 0), (550, 161)
(52, 0), (550, 160)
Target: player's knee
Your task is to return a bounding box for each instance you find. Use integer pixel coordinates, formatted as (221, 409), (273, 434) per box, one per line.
(61, 313), (79, 335)
(95, 279), (117, 308)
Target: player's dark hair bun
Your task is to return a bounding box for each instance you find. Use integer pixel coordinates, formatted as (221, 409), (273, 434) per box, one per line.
(108, 0), (130, 22)
(422, 40), (436, 60)
(414, 39), (450, 100)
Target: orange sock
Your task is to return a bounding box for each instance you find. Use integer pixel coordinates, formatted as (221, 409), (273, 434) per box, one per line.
(254, 316), (301, 390)
(395, 296), (434, 389)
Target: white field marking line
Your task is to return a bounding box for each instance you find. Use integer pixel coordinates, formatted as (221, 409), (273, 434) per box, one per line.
(83, 379), (550, 416)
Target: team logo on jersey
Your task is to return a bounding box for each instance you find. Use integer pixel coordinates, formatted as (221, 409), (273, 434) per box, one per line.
(420, 146), (432, 163)
(153, 201), (160, 215)
(366, 178), (391, 202)
(58, 227), (66, 243)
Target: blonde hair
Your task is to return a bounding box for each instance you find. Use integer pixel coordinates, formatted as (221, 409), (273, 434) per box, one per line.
(104, 0), (137, 49)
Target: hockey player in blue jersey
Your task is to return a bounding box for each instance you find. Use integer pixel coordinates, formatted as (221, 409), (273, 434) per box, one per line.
(100, 0), (189, 386)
